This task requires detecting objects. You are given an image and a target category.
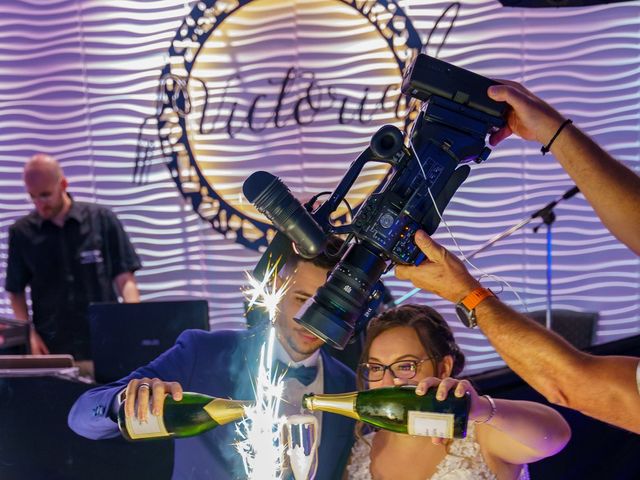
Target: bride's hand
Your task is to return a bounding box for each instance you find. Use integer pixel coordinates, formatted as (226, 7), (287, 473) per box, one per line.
(394, 376), (489, 444)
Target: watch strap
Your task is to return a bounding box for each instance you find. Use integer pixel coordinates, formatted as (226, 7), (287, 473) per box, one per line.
(460, 287), (495, 310)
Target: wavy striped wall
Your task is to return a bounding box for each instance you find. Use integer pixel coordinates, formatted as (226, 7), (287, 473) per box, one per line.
(0, 0), (638, 373)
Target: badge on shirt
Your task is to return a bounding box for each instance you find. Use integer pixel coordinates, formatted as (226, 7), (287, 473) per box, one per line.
(79, 249), (104, 265)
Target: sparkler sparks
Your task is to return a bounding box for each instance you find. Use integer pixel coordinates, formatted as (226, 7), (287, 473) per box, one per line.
(235, 327), (286, 479)
(243, 261), (291, 321)
(236, 260), (290, 479)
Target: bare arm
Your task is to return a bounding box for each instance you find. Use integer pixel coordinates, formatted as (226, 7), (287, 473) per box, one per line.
(474, 398), (570, 465)
(8, 291), (49, 355)
(8, 291), (29, 321)
(475, 297), (640, 433)
(114, 271), (140, 303)
(488, 82), (640, 255)
(414, 376), (570, 464)
(396, 231), (640, 434)
(551, 126), (640, 255)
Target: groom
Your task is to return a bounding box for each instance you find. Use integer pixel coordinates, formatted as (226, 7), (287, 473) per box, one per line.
(68, 236), (355, 480)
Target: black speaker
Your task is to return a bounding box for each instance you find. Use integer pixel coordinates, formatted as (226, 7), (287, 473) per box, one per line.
(527, 309), (597, 350)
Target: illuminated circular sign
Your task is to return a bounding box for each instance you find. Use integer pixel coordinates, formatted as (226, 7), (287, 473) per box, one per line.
(159, 0), (421, 251)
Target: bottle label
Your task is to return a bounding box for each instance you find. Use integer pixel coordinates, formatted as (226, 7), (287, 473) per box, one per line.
(407, 411), (454, 438)
(125, 412), (170, 439)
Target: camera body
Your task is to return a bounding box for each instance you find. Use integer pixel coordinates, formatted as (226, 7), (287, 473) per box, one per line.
(246, 54), (506, 349)
(354, 55), (505, 265)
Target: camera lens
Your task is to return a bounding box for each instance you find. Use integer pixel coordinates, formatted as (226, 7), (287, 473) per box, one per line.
(294, 243), (387, 349)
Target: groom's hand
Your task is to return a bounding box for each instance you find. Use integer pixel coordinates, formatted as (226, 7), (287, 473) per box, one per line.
(124, 377), (183, 421)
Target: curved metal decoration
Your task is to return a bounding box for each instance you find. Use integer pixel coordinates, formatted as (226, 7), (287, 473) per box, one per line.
(159, 0), (422, 251)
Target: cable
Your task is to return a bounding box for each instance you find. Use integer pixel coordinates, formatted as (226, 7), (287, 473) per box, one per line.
(403, 136), (528, 311)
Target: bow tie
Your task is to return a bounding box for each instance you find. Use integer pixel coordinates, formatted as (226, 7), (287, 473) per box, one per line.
(274, 360), (318, 386)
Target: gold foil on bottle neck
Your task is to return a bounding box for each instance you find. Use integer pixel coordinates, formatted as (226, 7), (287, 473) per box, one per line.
(304, 392), (360, 420)
(203, 398), (250, 425)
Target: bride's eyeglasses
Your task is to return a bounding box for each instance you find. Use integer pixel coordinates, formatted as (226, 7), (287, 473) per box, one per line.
(358, 358), (432, 382)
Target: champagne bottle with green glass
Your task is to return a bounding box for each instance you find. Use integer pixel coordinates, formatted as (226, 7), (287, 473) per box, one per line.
(118, 392), (251, 441)
(303, 385), (470, 439)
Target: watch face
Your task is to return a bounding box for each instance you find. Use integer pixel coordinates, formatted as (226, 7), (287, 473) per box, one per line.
(455, 304), (469, 326)
(456, 304), (475, 328)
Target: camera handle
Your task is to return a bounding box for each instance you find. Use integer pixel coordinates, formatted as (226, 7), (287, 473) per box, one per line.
(313, 126), (405, 233)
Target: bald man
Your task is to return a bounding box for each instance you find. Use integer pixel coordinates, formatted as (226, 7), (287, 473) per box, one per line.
(5, 154), (141, 366)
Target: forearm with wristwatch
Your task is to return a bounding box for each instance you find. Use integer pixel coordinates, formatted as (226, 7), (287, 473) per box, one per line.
(455, 287), (496, 328)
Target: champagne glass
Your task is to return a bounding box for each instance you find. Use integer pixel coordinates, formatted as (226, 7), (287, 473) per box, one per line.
(286, 414), (319, 480)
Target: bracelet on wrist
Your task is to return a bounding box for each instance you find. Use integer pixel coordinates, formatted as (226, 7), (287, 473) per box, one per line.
(541, 119), (572, 155)
(474, 394), (497, 424)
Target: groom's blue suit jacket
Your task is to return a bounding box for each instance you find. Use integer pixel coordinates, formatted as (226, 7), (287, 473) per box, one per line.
(68, 328), (356, 480)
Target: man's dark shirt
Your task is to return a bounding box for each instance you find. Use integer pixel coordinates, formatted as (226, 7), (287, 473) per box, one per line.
(5, 199), (141, 360)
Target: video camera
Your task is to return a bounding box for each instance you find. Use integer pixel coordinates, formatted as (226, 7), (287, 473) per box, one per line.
(243, 54), (506, 349)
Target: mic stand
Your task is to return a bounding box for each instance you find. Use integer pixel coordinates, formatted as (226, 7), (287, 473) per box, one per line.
(395, 186), (581, 313)
(468, 186), (579, 259)
(532, 207), (556, 330)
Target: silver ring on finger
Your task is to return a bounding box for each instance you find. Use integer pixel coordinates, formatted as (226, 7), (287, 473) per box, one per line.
(138, 382), (151, 390)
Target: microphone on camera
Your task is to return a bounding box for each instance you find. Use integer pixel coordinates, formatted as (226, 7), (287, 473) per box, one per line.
(243, 171), (327, 259)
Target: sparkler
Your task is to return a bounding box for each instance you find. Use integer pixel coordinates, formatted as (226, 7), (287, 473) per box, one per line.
(243, 261), (290, 323)
(235, 260), (290, 479)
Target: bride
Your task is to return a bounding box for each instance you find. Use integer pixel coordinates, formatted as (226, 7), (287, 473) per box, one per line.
(345, 304), (571, 480)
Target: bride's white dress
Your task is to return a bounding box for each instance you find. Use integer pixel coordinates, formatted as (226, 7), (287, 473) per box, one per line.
(345, 423), (530, 480)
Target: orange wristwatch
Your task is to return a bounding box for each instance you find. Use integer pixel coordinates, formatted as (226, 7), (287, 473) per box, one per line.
(455, 287), (495, 328)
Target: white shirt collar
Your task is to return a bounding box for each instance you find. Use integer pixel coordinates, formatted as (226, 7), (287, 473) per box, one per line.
(274, 335), (321, 368)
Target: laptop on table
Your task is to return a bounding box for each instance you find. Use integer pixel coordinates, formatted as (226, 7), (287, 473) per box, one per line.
(89, 300), (209, 384)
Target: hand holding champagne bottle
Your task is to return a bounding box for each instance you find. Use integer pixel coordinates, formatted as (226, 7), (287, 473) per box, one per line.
(118, 377), (250, 440)
(123, 377), (184, 424)
(395, 375), (493, 444)
(303, 384), (471, 439)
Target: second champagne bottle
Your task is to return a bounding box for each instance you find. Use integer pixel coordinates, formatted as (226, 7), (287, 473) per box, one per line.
(303, 385), (470, 439)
